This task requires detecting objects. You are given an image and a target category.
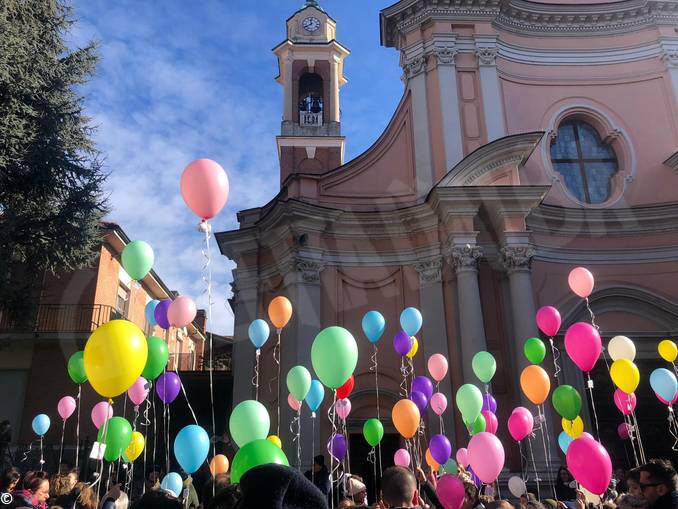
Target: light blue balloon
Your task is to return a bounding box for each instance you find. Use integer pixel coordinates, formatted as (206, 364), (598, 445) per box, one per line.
(305, 379), (325, 413)
(558, 431), (573, 454)
(362, 311), (386, 344)
(400, 307), (422, 337)
(32, 414), (50, 436)
(174, 424), (210, 474)
(650, 368), (678, 402)
(145, 300), (159, 327)
(248, 319), (270, 349)
(161, 472), (183, 498)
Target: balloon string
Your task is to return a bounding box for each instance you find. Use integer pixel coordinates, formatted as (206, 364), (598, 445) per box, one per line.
(165, 402), (171, 474)
(152, 393), (157, 474)
(173, 366), (198, 425)
(631, 409), (647, 463)
(370, 344), (383, 477)
(290, 411), (301, 470)
(59, 419), (66, 469)
(667, 408), (678, 451)
(343, 419), (353, 479)
(275, 330), (282, 437)
(39, 435), (44, 472)
(328, 391), (338, 509)
(585, 297), (598, 331)
(538, 406), (557, 499)
(548, 337), (562, 383)
(399, 358), (408, 398)
(75, 384), (81, 471)
(253, 349), (260, 401)
(586, 373), (602, 440)
(624, 413), (640, 467)
(526, 435), (541, 501)
(311, 415), (316, 485)
(142, 401), (149, 495)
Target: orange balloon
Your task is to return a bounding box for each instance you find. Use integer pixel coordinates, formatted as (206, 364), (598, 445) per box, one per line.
(268, 296), (293, 329)
(425, 448), (440, 471)
(209, 454), (229, 476)
(392, 399), (420, 439)
(520, 365), (551, 405)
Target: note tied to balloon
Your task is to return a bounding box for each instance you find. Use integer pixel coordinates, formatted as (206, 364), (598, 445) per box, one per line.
(90, 442), (106, 460)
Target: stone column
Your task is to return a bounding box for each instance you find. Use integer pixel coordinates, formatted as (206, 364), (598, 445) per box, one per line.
(230, 274), (259, 407)
(474, 35), (507, 142)
(661, 42), (678, 112)
(414, 257), (456, 438)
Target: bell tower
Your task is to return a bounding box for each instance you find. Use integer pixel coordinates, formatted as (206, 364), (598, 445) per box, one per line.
(274, 0), (349, 184)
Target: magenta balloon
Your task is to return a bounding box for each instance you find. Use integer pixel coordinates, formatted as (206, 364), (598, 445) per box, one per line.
(507, 407), (534, 442)
(564, 322), (601, 372)
(455, 447), (469, 467)
(617, 422), (632, 440)
(613, 390), (637, 415)
(91, 401), (113, 429)
(394, 331), (413, 356)
(468, 432), (505, 484)
(429, 434), (452, 465)
(436, 474), (466, 509)
(154, 300), (172, 330)
(58, 396), (76, 420)
(127, 376), (149, 406)
(482, 394), (497, 413)
(431, 392), (448, 416)
(536, 306), (561, 337)
(394, 448), (411, 467)
(412, 376), (434, 401)
(167, 296), (197, 328)
(180, 159), (230, 221)
(156, 372), (181, 404)
(482, 410), (498, 434)
(410, 390), (428, 414)
(566, 435), (612, 495)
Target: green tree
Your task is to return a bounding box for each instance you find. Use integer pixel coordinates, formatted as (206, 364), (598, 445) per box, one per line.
(0, 0), (108, 319)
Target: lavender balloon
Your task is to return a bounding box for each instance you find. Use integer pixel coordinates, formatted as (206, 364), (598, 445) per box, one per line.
(410, 390), (428, 414)
(429, 434), (452, 465)
(156, 372), (181, 404)
(154, 299), (172, 330)
(328, 433), (347, 461)
(393, 331), (412, 356)
(412, 376), (434, 400)
(482, 393), (497, 413)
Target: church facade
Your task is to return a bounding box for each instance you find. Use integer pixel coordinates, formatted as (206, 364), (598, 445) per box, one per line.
(216, 0), (678, 473)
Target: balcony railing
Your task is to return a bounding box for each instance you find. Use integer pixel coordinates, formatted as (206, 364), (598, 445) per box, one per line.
(169, 352), (231, 373)
(0, 304), (121, 333)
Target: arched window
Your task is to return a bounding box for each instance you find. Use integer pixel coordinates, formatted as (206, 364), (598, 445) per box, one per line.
(298, 73), (323, 114)
(550, 120), (619, 204)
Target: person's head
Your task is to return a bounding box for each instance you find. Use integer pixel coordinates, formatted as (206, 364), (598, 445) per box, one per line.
(202, 473), (231, 508)
(520, 493), (537, 508)
(206, 484), (241, 509)
(463, 481), (479, 509)
(22, 472), (50, 504)
(346, 476), (367, 505)
(627, 468), (642, 497)
(380, 466), (419, 508)
(51, 469), (78, 496)
(486, 501), (516, 509)
(617, 469), (627, 479)
(338, 499), (356, 508)
(238, 464), (328, 509)
(76, 483), (98, 509)
(558, 467), (573, 484)
(313, 455), (326, 473)
(99, 485), (128, 509)
(639, 460), (678, 504)
(541, 499), (558, 509)
(526, 501), (547, 509)
(130, 490), (182, 509)
(0, 467), (20, 492)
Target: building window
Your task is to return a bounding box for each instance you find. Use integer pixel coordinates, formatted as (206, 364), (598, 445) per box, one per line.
(115, 283), (130, 319)
(550, 120), (618, 204)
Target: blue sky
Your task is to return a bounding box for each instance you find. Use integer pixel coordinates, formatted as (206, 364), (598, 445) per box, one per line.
(69, 1), (404, 334)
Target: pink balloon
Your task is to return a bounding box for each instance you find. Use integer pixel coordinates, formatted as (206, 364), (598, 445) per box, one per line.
(566, 434), (612, 495)
(564, 322), (601, 372)
(428, 354), (448, 382)
(394, 448), (411, 468)
(617, 422), (632, 440)
(455, 447), (469, 467)
(57, 396), (76, 421)
(288, 393), (302, 412)
(468, 432), (505, 484)
(568, 267), (595, 299)
(180, 159), (230, 220)
(127, 377), (149, 406)
(507, 407), (534, 442)
(436, 474), (466, 509)
(431, 393), (448, 416)
(91, 401), (113, 429)
(613, 390), (637, 415)
(335, 398), (352, 421)
(536, 306), (561, 337)
(482, 410), (498, 434)
(167, 296), (197, 328)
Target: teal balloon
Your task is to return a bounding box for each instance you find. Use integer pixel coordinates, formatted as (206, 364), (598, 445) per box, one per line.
(551, 385), (582, 421)
(229, 400), (270, 448)
(558, 431), (573, 454)
(311, 326), (358, 389)
(362, 311), (386, 344)
(145, 300), (159, 327)
(456, 384), (483, 423)
(32, 414), (50, 436)
(161, 473), (183, 497)
(231, 439), (289, 483)
(440, 458), (458, 475)
(287, 366), (312, 402)
(174, 425), (209, 474)
(400, 307), (422, 336)
(121, 240), (154, 281)
(248, 319), (270, 349)
(305, 379), (325, 413)
(650, 368), (678, 402)
(472, 351), (496, 383)
(363, 418), (384, 447)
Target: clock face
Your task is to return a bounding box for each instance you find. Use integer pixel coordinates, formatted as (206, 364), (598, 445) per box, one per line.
(302, 16), (321, 33)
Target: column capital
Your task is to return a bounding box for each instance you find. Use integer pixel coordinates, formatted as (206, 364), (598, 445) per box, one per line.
(414, 258), (443, 285)
(282, 254), (325, 285)
(662, 50), (678, 69)
(476, 47), (498, 66)
(500, 244), (536, 273)
(448, 244), (483, 273)
(402, 55), (427, 79)
(430, 47), (457, 67)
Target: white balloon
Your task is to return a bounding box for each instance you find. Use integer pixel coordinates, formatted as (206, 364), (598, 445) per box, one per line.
(608, 335), (636, 361)
(508, 476), (527, 498)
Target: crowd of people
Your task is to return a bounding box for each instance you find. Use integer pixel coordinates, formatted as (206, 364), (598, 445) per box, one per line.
(0, 457), (676, 509)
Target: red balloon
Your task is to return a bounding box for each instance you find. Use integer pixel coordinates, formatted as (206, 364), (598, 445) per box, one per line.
(336, 375), (354, 399)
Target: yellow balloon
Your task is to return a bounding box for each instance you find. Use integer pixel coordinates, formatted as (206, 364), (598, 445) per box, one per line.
(406, 337), (419, 359)
(125, 431), (145, 462)
(84, 320), (148, 398)
(267, 435), (282, 449)
(610, 359), (640, 394)
(659, 340), (678, 363)
(562, 416), (584, 438)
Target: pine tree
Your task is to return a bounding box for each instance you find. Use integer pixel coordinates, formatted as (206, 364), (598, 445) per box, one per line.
(0, 0), (108, 318)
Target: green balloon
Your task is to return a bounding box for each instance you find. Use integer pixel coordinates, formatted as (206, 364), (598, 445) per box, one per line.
(311, 326), (358, 389)
(231, 438), (289, 483)
(467, 413), (486, 435)
(286, 366), (312, 402)
(121, 240), (154, 281)
(456, 384), (483, 423)
(471, 351), (496, 384)
(551, 385), (582, 421)
(439, 458), (458, 475)
(524, 338), (546, 364)
(97, 416), (132, 462)
(229, 400), (270, 448)
(363, 418), (384, 447)
(142, 336), (169, 380)
(67, 351), (87, 384)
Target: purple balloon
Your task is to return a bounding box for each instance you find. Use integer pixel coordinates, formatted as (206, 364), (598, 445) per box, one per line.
(429, 434), (452, 465)
(412, 376), (434, 401)
(409, 390), (428, 414)
(154, 299), (172, 330)
(156, 372), (181, 404)
(482, 393), (497, 413)
(393, 330), (412, 356)
(328, 433), (347, 461)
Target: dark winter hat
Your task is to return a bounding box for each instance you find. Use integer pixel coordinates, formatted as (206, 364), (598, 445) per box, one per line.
(238, 464), (329, 509)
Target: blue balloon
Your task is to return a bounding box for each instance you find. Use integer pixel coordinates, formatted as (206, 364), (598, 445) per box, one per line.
(400, 307), (422, 336)
(362, 311), (386, 344)
(145, 300), (159, 327)
(174, 424), (210, 474)
(32, 414), (50, 436)
(305, 379), (325, 413)
(248, 319), (270, 349)
(650, 368), (678, 402)
(161, 472), (183, 498)
(558, 431), (573, 454)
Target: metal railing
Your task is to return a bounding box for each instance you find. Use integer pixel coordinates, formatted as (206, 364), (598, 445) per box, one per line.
(169, 352), (232, 373)
(0, 304), (121, 333)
